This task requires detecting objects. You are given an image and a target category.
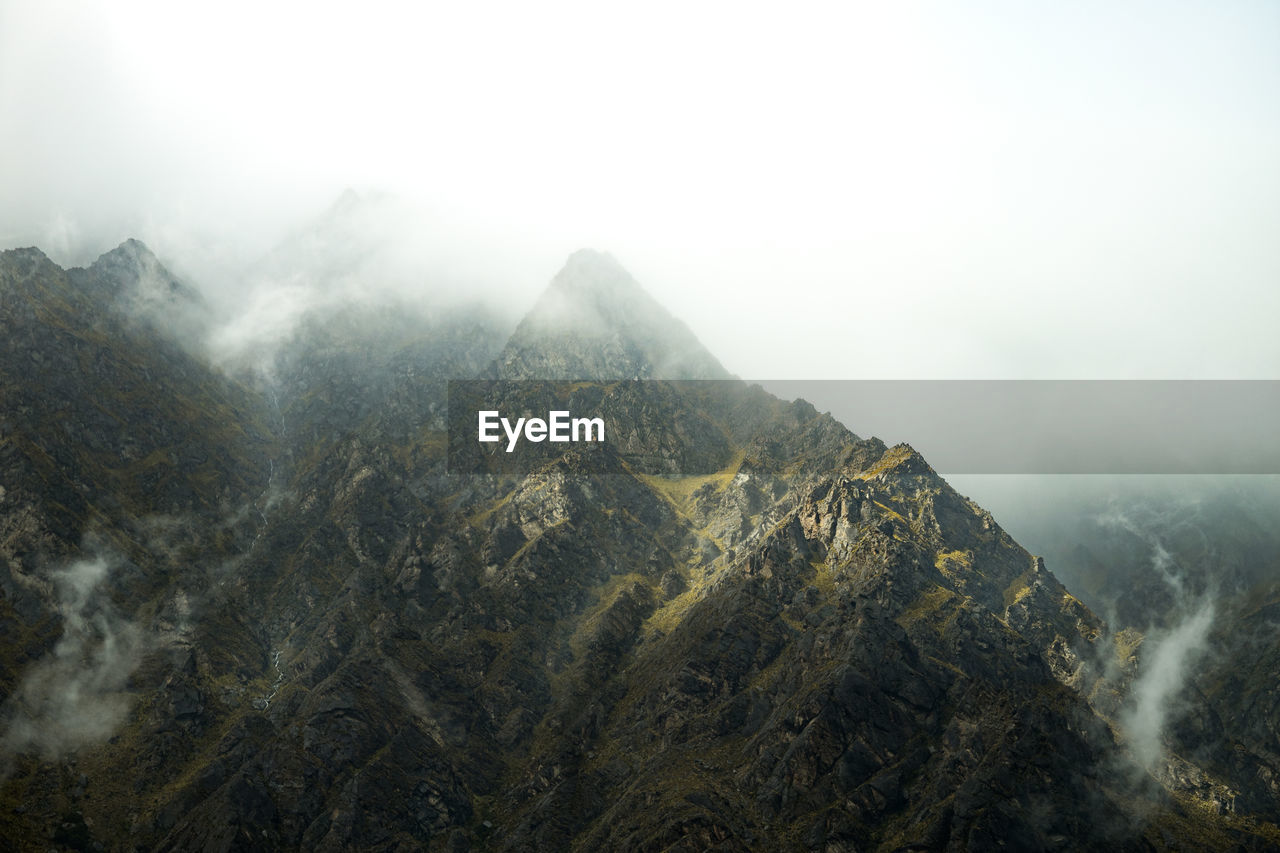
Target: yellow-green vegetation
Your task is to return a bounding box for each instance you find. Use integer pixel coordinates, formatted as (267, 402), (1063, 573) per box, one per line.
(1113, 627), (1144, 664)
(464, 471), (561, 531)
(896, 584), (958, 634)
(747, 644), (795, 690)
(1002, 568), (1036, 610)
(856, 444), (916, 480)
(566, 571), (653, 662)
(934, 549), (972, 581)
(472, 628), (519, 654)
(634, 450), (746, 515)
(502, 518), (569, 569)
(521, 569), (668, 767)
(810, 558), (836, 600)
(872, 500), (908, 528)
(1140, 793), (1280, 852)
(925, 653), (969, 678)
(645, 562), (727, 639)
(467, 484), (519, 528)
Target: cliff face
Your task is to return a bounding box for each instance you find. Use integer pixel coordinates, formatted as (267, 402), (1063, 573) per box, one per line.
(0, 243), (1275, 851)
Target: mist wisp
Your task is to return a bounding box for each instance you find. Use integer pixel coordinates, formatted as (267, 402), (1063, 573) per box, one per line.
(1101, 508), (1219, 775)
(1120, 599), (1215, 771)
(1, 554), (144, 760)
(201, 191), (528, 381)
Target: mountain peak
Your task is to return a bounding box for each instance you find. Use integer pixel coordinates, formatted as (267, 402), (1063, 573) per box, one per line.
(333, 186), (362, 210)
(555, 247), (628, 283)
(81, 238), (200, 305)
(543, 248), (653, 322)
(495, 250), (729, 380)
(66, 239), (208, 349)
(108, 236), (154, 258)
(1, 245), (51, 262)
(86, 237), (161, 279)
(0, 245), (55, 278)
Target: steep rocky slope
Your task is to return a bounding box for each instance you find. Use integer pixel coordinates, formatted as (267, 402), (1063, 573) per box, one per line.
(0, 244), (272, 736)
(1009, 490), (1280, 828)
(0, 243), (1275, 852)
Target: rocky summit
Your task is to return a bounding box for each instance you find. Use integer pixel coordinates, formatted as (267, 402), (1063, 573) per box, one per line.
(0, 242), (1276, 852)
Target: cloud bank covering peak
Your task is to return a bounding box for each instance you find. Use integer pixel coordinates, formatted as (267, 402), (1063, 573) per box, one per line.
(2, 1), (1277, 379)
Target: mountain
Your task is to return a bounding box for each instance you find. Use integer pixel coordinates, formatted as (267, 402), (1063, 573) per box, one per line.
(0, 241), (1276, 851)
(494, 249), (729, 380)
(69, 238), (210, 344)
(0, 241), (270, 579)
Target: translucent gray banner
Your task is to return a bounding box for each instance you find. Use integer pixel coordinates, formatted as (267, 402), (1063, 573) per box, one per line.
(762, 380), (1280, 474)
(447, 380), (1280, 475)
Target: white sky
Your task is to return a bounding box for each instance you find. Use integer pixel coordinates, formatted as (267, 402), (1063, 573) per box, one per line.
(2, 0), (1277, 379)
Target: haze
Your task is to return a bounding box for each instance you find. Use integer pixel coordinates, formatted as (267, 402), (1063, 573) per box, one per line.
(2, 0), (1277, 379)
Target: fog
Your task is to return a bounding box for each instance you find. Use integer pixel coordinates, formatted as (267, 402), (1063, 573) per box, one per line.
(1099, 508), (1219, 772)
(1, 555), (144, 760)
(203, 190), (530, 373)
(947, 474), (1280, 577)
(1122, 597), (1216, 772)
(3, 1), (1278, 381)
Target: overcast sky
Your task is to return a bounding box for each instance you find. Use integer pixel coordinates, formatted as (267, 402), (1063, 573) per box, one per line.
(2, 1), (1277, 379)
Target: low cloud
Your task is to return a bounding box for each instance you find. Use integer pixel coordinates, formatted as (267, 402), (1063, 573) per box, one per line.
(1120, 599), (1215, 771)
(1, 555), (145, 759)
(1097, 507), (1219, 773)
(201, 191), (529, 379)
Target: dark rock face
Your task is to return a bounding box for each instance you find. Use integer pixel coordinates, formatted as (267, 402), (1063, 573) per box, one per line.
(0, 243), (1276, 851)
